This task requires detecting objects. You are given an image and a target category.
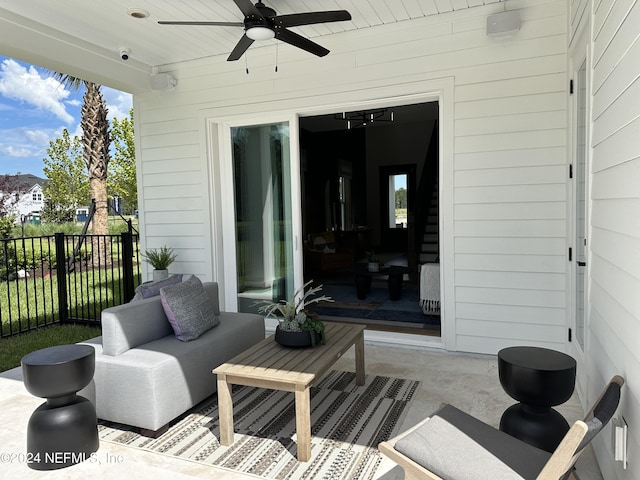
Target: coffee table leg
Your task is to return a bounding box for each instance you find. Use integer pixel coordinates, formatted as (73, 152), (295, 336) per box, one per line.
(295, 386), (311, 462)
(217, 375), (234, 446)
(355, 331), (365, 386)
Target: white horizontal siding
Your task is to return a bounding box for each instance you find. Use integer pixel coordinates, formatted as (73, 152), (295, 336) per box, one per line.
(456, 270), (565, 290)
(456, 253), (565, 273)
(451, 0), (568, 354)
(455, 237), (565, 254)
(455, 201), (565, 220)
(587, 0), (640, 477)
(136, 0), (568, 354)
(455, 219), (566, 237)
(456, 183), (566, 203)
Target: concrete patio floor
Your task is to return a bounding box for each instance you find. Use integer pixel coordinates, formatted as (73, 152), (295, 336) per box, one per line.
(0, 343), (603, 480)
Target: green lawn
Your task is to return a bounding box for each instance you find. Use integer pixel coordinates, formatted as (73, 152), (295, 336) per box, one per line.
(0, 324), (102, 373)
(0, 219), (140, 372)
(1, 268), (141, 336)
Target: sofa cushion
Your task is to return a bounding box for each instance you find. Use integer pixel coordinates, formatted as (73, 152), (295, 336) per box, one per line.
(160, 275), (220, 341)
(79, 311), (265, 431)
(132, 274), (183, 301)
(101, 296), (173, 356)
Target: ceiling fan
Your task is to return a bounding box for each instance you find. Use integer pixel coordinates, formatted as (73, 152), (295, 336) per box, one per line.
(158, 0), (352, 61)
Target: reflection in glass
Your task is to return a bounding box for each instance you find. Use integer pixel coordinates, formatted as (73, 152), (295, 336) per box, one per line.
(231, 122), (293, 314)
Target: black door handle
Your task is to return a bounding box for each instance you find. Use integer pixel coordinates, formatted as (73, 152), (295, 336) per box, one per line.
(577, 261), (586, 267)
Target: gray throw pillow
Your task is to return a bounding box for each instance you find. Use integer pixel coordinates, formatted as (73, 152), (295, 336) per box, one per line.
(160, 275), (220, 341)
(132, 274), (183, 301)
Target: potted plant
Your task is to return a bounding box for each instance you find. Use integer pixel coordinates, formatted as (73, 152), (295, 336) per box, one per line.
(255, 280), (334, 347)
(142, 246), (177, 281)
(366, 250), (380, 272)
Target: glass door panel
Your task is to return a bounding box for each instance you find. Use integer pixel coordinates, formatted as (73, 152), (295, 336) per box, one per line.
(231, 122), (294, 313)
(575, 59), (587, 351)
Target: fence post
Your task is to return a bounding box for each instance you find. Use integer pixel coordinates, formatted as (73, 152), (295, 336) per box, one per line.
(121, 231), (135, 302)
(54, 232), (69, 323)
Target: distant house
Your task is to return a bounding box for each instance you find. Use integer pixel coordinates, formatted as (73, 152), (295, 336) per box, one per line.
(0, 174), (47, 223)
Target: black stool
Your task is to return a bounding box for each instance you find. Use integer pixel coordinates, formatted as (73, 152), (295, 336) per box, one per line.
(498, 346), (576, 452)
(21, 344), (98, 470)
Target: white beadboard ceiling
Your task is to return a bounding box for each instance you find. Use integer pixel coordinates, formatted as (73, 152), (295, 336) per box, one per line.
(0, 0), (505, 68)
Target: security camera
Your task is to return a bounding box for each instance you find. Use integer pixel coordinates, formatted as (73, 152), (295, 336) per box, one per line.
(119, 47), (130, 61)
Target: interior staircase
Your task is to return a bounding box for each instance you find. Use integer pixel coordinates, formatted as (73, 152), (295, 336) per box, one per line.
(419, 181), (439, 263)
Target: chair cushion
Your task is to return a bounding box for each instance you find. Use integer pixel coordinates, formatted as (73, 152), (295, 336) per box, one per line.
(578, 380), (622, 450)
(160, 275), (220, 342)
(132, 274), (183, 301)
(395, 404), (551, 480)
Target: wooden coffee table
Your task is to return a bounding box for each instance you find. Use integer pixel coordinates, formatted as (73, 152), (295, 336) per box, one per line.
(213, 321), (365, 462)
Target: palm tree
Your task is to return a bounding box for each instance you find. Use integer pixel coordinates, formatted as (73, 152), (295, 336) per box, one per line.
(53, 74), (111, 263)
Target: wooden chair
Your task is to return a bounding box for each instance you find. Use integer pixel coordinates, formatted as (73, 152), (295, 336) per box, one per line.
(379, 376), (624, 480)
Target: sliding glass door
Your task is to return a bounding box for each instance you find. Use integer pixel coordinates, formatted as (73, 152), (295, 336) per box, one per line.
(219, 118), (302, 314)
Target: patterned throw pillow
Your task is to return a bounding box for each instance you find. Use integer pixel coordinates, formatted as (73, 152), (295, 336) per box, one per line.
(160, 275), (220, 342)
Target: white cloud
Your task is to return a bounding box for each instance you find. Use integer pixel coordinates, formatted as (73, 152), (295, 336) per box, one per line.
(102, 86), (133, 121)
(0, 59), (75, 124)
(1, 145), (32, 158)
(24, 129), (53, 145)
(0, 127), (57, 159)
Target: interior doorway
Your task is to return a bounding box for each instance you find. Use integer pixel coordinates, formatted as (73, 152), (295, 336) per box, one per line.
(298, 102), (440, 336)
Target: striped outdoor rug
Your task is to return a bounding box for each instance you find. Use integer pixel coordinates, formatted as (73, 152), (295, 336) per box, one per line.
(99, 370), (419, 479)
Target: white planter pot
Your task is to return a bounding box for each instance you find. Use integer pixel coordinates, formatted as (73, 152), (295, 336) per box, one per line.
(153, 269), (169, 281)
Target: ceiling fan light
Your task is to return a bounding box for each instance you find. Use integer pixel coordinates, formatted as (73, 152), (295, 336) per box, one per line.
(246, 26), (275, 41)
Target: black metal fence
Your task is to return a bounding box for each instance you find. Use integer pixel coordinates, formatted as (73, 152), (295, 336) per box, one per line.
(0, 227), (141, 338)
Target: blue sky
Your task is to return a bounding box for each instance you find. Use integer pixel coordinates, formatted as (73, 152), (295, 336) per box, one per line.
(0, 56), (132, 178)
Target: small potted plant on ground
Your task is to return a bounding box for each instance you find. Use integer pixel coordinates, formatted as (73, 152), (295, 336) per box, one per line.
(142, 246), (177, 281)
(366, 250), (380, 272)
(255, 280), (334, 347)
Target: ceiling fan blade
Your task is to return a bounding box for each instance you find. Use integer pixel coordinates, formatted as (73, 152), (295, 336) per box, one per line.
(233, 0), (263, 18)
(227, 34), (255, 61)
(275, 28), (329, 57)
(276, 10), (352, 28)
(158, 21), (244, 26)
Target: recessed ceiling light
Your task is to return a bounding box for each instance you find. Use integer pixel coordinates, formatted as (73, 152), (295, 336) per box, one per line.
(127, 8), (150, 19)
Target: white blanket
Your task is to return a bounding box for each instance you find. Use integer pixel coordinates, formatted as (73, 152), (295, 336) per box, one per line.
(420, 263), (440, 314)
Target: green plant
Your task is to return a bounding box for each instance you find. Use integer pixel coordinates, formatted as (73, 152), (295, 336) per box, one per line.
(254, 280), (334, 346)
(366, 250), (379, 263)
(142, 246), (176, 270)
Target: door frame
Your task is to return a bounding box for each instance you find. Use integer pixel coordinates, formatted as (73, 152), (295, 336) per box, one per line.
(205, 78), (454, 349)
(207, 112), (303, 315)
(568, 21), (591, 405)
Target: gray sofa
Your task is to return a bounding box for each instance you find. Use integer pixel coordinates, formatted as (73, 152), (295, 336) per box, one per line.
(79, 281), (265, 433)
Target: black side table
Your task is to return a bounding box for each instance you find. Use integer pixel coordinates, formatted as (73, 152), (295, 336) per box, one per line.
(354, 265), (410, 300)
(21, 344), (98, 470)
(498, 346), (576, 452)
